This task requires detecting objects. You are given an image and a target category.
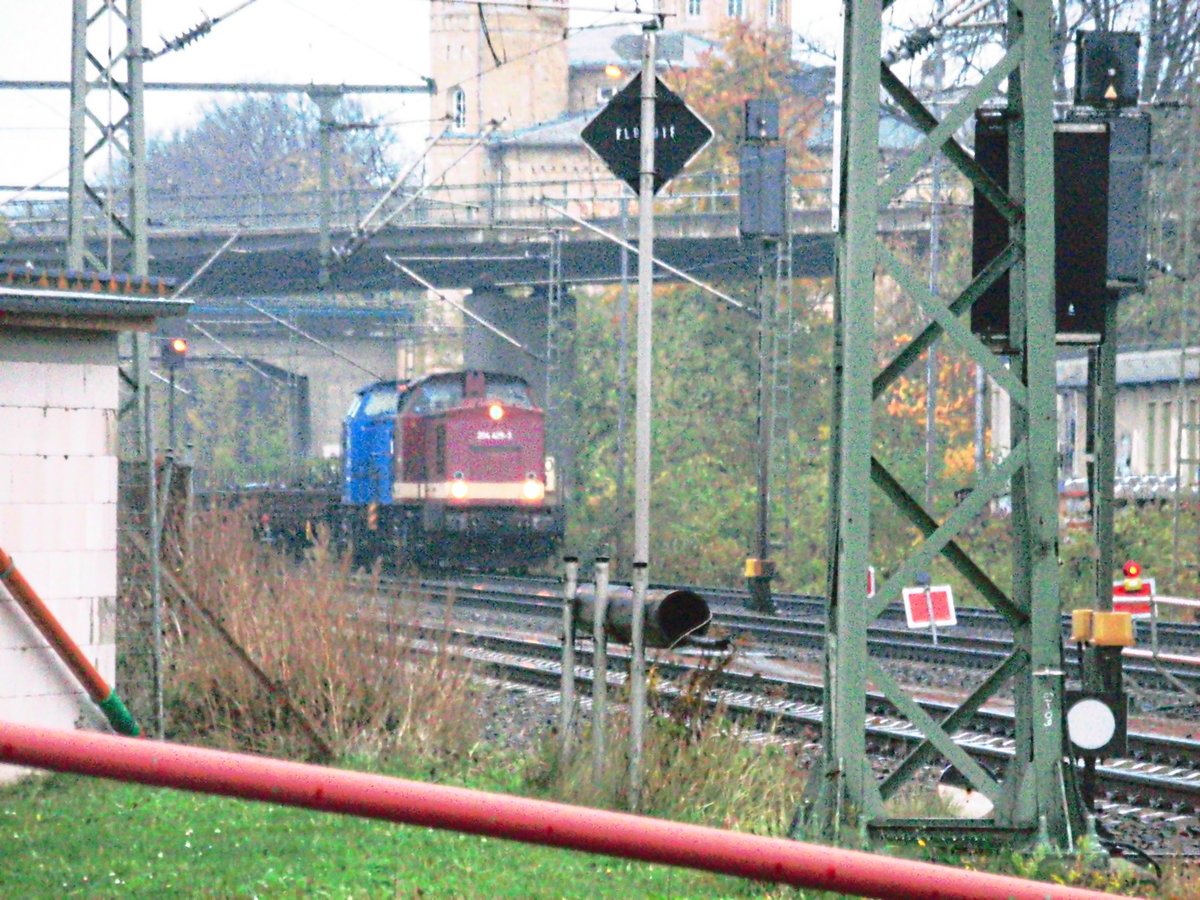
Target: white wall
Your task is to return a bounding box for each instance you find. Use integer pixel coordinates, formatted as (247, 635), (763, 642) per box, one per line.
(0, 328), (119, 782)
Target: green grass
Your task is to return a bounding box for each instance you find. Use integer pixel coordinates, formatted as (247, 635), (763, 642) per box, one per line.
(0, 769), (786, 900)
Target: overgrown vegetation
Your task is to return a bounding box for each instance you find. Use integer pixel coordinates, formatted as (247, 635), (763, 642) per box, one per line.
(7, 516), (1200, 896)
(160, 507), (488, 767)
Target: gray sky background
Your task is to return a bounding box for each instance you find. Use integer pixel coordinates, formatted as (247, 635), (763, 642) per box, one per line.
(0, 0), (850, 198)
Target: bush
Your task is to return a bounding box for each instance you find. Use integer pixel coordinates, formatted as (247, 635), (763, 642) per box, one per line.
(163, 507), (491, 768)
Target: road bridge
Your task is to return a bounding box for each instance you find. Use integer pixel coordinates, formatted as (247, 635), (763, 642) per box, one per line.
(1, 177), (938, 297)
(2, 182), (937, 470)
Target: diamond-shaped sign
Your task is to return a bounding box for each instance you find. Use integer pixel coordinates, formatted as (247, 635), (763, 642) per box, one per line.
(581, 72), (713, 195)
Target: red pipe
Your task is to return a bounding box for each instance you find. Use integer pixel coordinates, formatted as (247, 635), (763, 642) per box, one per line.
(0, 547), (109, 697)
(0, 548), (138, 735)
(0, 721), (1142, 900)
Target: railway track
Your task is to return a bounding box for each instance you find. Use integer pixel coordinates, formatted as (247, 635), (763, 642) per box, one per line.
(402, 574), (1200, 698)
(369, 575), (1200, 828)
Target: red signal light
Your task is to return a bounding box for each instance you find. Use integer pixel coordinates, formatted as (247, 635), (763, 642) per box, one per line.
(1121, 560), (1143, 592)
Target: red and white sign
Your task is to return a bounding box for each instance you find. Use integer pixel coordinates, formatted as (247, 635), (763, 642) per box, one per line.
(867, 566), (876, 598)
(902, 585), (957, 628)
(1112, 578), (1155, 618)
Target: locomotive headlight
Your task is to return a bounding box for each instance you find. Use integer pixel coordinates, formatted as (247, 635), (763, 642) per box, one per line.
(523, 475), (547, 504)
(488, 403), (504, 421)
(450, 474), (469, 499)
(522, 474), (544, 501)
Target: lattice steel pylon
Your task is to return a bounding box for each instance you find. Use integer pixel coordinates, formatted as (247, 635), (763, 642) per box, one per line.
(69, 0), (164, 737)
(68, 0), (148, 278)
(68, 0), (153, 455)
(792, 0), (1088, 851)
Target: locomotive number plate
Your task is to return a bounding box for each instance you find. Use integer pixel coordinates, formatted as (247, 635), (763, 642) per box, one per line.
(475, 429), (514, 442)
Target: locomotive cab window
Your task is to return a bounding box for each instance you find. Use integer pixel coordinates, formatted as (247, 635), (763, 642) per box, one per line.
(485, 377), (535, 409)
(406, 379), (464, 415)
(362, 387), (399, 418)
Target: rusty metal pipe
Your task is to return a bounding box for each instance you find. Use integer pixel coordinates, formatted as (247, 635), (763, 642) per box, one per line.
(0, 722), (1141, 900)
(0, 548), (138, 736)
(574, 584), (710, 648)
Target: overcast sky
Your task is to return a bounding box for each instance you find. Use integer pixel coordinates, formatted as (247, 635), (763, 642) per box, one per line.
(0, 0), (848, 200)
(0, 1), (435, 196)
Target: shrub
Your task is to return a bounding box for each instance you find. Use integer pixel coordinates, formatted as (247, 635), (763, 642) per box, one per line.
(163, 507), (491, 769)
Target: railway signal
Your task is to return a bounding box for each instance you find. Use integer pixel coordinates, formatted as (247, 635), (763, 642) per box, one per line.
(161, 336), (188, 370)
(1112, 559), (1155, 618)
(901, 583), (957, 629)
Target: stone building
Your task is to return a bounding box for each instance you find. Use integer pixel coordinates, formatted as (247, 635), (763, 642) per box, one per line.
(425, 0), (791, 217)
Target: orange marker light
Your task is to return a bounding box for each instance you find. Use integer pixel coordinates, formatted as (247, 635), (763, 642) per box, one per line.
(488, 403), (504, 421)
(604, 64), (623, 79)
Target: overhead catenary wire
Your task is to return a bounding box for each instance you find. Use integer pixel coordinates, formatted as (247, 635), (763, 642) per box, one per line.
(170, 232), (241, 299)
(336, 124), (451, 261)
(184, 320), (286, 383)
(242, 300), (384, 379)
(436, 16), (657, 95)
(542, 201), (753, 316)
(388, 259), (545, 360)
(336, 122), (496, 262)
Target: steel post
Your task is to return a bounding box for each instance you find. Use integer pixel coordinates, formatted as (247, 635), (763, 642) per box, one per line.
(629, 20), (658, 813)
(559, 557), (579, 761)
(591, 557), (610, 781)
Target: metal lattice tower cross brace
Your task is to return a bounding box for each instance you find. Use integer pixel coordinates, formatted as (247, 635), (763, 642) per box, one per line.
(793, 0), (1088, 850)
(68, 0), (148, 278)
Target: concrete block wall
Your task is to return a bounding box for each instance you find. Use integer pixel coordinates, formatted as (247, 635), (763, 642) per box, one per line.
(0, 329), (120, 782)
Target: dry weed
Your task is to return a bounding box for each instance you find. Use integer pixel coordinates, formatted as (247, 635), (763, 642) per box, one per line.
(164, 506), (489, 767)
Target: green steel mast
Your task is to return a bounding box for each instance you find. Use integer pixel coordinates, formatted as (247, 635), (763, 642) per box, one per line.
(794, 0), (1088, 851)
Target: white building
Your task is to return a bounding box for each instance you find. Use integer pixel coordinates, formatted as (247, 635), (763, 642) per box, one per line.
(0, 270), (188, 781)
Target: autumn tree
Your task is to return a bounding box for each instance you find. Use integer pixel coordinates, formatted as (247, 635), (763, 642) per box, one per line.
(666, 21), (824, 192)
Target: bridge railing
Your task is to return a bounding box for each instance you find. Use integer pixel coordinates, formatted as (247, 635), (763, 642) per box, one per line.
(1, 169), (836, 239)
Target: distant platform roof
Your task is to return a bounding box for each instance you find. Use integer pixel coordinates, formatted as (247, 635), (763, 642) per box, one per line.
(0, 267), (191, 331)
(1058, 347), (1200, 387)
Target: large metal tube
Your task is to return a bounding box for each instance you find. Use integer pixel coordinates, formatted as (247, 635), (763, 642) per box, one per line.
(0, 722), (1136, 900)
(573, 584), (710, 648)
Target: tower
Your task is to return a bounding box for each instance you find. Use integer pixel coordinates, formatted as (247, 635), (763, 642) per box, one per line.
(427, 0), (570, 194)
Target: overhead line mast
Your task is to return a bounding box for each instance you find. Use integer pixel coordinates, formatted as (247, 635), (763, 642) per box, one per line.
(794, 0), (1087, 852)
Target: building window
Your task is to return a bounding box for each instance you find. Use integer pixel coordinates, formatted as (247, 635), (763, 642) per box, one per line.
(451, 88), (467, 129)
(687, 0), (701, 16)
(726, 0), (743, 17)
